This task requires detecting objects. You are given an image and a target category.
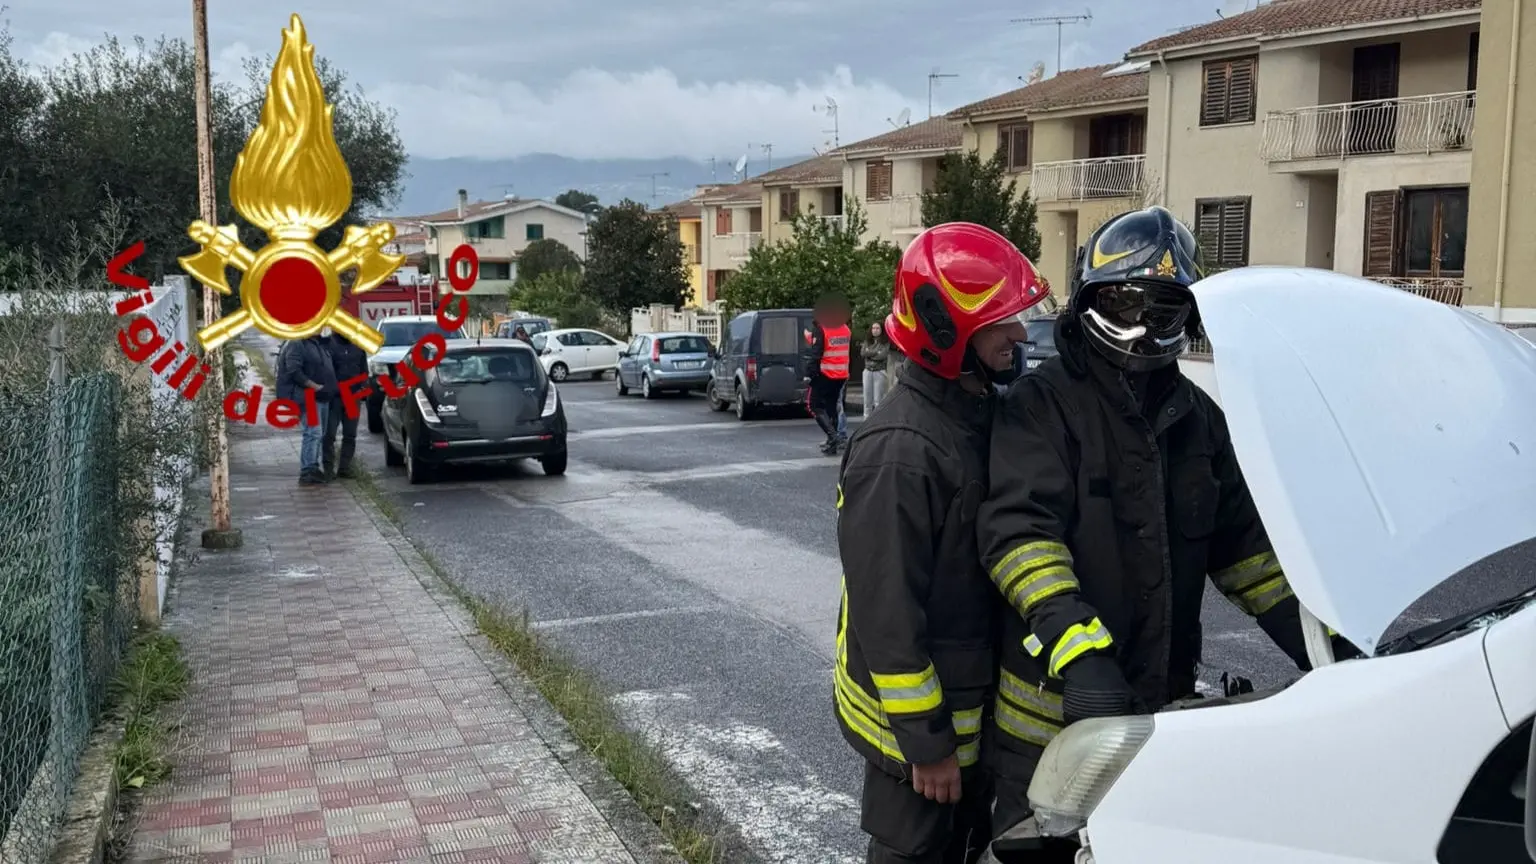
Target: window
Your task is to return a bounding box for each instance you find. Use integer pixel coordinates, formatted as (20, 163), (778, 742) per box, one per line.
(831, 187), (845, 216)
(759, 316), (801, 355)
(1404, 187), (1468, 276)
(1194, 197), (1251, 269)
(866, 161), (893, 201)
(378, 321), (466, 347)
(469, 217), (505, 239)
(1200, 56), (1257, 126)
(435, 350), (536, 384)
(728, 315), (752, 353)
(1089, 114), (1146, 158)
(531, 333), (548, 352)
(557, 332), (582, 346)
(1469, 32), (1480, 91)
(625, 337), (644, 356)
(778, 190), (799, 221)
(999, 125), (1031, 171)
(579, 330), (619, 346)
(715, 208), (733, 236)
(748, 207), (763, 232)
(657, 336), (712, 354)
(481, 262), (511, 280)
(525, 223), (544, 240)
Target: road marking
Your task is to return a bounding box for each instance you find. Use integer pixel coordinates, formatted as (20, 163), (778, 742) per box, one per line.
(646, 457), (832, 483)
(530, 606), (724, 631)
(569, 420), (819, 440)
(612, 689), (862, 864)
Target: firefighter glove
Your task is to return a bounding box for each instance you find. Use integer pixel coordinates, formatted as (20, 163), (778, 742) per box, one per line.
(1061, 654), (1138, 724)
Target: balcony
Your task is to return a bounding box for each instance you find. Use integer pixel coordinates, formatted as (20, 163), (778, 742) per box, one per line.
(1366, 275), (1466, 306)
(727, 232), (763, 261)
(1261, 91), (1475, 163)
(1029, 156), (1146, 203)
(886, 195), (924, 234)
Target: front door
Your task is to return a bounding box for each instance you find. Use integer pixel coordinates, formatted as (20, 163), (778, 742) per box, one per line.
(1349, 43), (1400, 154)
(557, 331), (590, 372)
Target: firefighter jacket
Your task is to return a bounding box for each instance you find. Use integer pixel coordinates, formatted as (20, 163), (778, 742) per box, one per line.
(806, 324), (852, 380)
(977, 316), (1311, 759)
(834, 367), (1000, 775)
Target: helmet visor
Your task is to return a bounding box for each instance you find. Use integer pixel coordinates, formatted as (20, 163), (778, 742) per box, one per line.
(1090, 283), (1190, 339)
(989, 291), (1059, 329)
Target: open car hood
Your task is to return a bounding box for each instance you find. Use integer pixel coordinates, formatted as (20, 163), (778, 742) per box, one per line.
(1194, 267), (1536, 655)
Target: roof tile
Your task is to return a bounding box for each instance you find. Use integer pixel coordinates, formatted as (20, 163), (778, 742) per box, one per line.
(833, 116), (963, 156)
(1128, 0), (1480, 55)
(698, 181), (765, 206)
(947, 64), (1149, 119)
(753, 154), (842, 187)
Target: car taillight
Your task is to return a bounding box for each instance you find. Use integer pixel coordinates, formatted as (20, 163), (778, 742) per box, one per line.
(541, 347), (552, 356)
(541, 383), (559, 417)
(651, 341), (661, 362)
(746, 358), (757, 382)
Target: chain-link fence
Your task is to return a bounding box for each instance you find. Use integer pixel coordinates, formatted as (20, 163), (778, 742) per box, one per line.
(0, 370), (133, 862)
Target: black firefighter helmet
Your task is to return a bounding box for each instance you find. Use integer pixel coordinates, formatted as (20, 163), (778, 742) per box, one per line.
(1069, 206), (1205, 372)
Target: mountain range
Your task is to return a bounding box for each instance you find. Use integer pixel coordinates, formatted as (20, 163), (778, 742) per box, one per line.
(392, 153), (817, 217)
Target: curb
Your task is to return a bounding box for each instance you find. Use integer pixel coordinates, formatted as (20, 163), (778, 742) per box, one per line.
(47, 721), (124, 864)
(346, 477), (690, 864)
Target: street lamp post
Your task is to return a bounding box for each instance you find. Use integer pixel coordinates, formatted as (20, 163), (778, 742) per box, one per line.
(192, 0), (241, 550)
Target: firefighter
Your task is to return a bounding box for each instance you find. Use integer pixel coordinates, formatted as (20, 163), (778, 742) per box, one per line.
(976, 206), (1360, 846)
(835, 223), (1053, 864)
(805, 295), (853, 455)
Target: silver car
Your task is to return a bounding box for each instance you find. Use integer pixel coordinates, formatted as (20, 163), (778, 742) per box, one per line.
(615, 332), (715, 398)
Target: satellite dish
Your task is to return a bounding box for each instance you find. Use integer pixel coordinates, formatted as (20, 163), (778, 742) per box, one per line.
(896, 107), (911, 126)
(1027, 62), (1046, 85)
(733, 154), (748, 175)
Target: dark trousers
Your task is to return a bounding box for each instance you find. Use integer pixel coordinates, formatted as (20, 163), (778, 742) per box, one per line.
(322, 396), (358, 473)
(809, 375), (845, 442)
(863, 762), (993, 864)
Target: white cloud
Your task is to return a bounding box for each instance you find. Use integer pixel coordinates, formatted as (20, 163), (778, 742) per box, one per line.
(25, 31), (99, 67)
(373, 65), (925, 161)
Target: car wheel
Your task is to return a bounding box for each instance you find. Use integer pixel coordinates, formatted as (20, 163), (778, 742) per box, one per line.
(641, 375), (655, 399)
(549, 362), (569, 382)
(404, 433), (434, 484)
(384, 432), (403, 467)
(540, 449), (568, 476)
(735, 386), (754, 421)
(366, 398), (383, 434)
(707, 380), (727, 412)
(616, 372), (629, 396)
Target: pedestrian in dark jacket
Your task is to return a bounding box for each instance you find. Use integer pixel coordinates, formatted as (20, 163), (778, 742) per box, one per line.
(976, 207), (1360, 843)
(276, 332), (338, 485)
(804, 296), (852, 455)
(859, 321), (891, 415)
(323, 331), (368, 478)
(835, 223), (1053, 864)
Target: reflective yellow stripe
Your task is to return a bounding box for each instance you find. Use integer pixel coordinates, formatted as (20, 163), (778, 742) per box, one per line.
(995, 698), (1060, 747)
(998, 669), (1063, 721)
(870, 664), (943, 715)
(1212, 551), (1280, 595)
(951, 706), (983, 737)
(835, 484), (844, 509)
(1048, 618), (1113, 677)
(835, 683), (905, 762)
(955, 737), (980, 767)
(1238, 574), (1294, 616)
(991, 541), (1079, 614)
(1023, 634), (1044, 656)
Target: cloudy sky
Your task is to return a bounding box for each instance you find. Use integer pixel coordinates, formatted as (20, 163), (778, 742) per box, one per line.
(8, 0), (1253, 162)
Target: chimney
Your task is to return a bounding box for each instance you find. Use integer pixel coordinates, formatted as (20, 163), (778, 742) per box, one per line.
(457, 189), (468, 219)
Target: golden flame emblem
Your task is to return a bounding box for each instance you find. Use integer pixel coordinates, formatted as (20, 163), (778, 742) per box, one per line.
(1155, 250), (1177, 278)
(180, 14), (402, 354)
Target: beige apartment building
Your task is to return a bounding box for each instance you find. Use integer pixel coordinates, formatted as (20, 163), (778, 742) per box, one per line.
(835, 116), (961, 249)
(1467, 0), (1536, 320)
(757, 155), (844, 244)
(416, 191), (591, 295)
(697, 181), (764, 306)
(1126, 0), (1479, 305)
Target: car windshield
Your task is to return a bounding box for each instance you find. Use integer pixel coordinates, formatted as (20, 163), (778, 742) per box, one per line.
(379, 321), (464, 347)
(530, 333), (548, 351)
(658, 336), (711, 354)
(519, 320), (551, 335)
(435, 350), (538, 384)
(1026, 320), (1056, 348)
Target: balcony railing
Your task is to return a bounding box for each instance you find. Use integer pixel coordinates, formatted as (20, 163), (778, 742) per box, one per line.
(1030, 155), (1146, 203)
(822, 215), (845, 230)
(1366, 275), (1466, 306)
(727, 232), (763, 261)
(884, 194), (924, 233)
(1261, 91), (1475, 162)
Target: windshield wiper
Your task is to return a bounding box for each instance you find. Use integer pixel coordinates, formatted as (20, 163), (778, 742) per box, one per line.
(1378, 586), (1536, 655)
(448, 376), (497, 385)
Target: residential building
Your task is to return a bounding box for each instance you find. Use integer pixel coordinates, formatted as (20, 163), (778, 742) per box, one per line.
(1467, 0), (1536, 320)
(834, 116), (963, 249)
(697, 181), (764, 307)
(753, 155), (845, 244)
(659, 195), (706, 307)
(948, 65), (1151, 294)
(1127, 0), (1479, 305)
(414, 191), (591, 295)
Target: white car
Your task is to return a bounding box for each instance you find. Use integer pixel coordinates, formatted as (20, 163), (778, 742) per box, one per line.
(987, 267), (1536, 864)
(531, 328), (627, 382)
(363, 315), (466, 434)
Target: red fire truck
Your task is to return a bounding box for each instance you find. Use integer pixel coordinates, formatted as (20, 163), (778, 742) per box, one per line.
(339, 268), (438, 330)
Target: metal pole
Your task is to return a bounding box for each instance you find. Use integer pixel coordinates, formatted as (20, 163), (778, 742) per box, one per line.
(193, 0), (240, 549)
(1057, 23), (1063, 76)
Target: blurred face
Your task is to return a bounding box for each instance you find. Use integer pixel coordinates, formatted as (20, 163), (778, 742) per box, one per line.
(969, 319), (1029, 372)
(870, 323), (882, 339)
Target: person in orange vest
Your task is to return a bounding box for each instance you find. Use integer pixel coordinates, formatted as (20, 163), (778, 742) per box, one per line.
(805, 295), (853, 455)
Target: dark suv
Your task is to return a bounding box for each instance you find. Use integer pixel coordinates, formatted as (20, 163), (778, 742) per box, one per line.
(706, 309), (815, 420)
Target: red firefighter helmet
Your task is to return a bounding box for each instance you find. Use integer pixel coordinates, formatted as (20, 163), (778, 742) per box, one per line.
(887, 222), (1052, 380)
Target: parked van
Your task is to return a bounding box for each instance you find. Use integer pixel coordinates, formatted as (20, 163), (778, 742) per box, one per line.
(706, 309), (816, 420)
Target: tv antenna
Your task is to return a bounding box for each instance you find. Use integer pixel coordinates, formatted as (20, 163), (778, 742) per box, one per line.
(492, 183), (516, 199)
(886, 107), (912, 129)
(637, 172), (670, 204)
(1010, 9), (1093, 77)
(733, 153), (748, 179)
(758, 142), (775, 173)
(815, 96), (840, 147)
(928, 69), (958, 118)
(706, 156), (717, 180)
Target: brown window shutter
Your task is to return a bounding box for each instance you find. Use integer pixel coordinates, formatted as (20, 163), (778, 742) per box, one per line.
(1221, 198), (1250, 266)
(1196, 200), (1224, 257)
(1201, 62), (1229, 125)
(1362, 189), (1403, 277)
(867, 161), (892, 201)
(1229, 58), (1257, 123)
(1130, 114), (1147, 154)
(706, 270), (717, 302)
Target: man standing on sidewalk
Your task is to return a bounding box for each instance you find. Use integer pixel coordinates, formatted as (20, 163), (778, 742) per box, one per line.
(276, 331), (338, 486)
(322, 329), (367, 479)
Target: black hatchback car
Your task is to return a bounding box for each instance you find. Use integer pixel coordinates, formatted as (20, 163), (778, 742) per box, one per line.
(381, 339), (567, 484)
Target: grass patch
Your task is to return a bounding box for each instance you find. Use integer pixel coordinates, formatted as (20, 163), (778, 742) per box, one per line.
(350, 469), (743, 864)
(108, 630), (189, 792)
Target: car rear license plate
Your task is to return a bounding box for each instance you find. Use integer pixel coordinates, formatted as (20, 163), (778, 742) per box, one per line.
(677, 361), (703, 369)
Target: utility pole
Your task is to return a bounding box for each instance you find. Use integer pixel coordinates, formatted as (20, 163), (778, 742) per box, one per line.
(928, 69), (959, 118)
(192, 0), (240, 550)
(637, 172), (670, 205)
(1010, 10), (1093, 77)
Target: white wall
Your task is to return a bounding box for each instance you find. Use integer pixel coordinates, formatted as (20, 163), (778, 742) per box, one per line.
(1180, 356), (1220, 406)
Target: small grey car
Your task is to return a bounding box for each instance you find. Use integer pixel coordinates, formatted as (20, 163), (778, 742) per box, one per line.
(615, 332), (715, 398)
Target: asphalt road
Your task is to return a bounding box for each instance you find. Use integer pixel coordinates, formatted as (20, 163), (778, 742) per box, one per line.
(342, 357), (1535, 863)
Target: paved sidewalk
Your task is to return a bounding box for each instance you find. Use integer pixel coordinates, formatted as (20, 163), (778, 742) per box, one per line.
(128, 419), (647, 863)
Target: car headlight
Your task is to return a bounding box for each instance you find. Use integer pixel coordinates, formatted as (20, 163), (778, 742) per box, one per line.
(368, 361), (388, 376)
(413, 389), (441, 424)
(541, 383), (559, 417)
(1027, 716), (1154, 838)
